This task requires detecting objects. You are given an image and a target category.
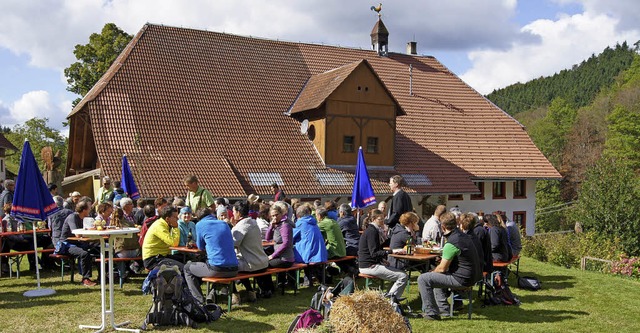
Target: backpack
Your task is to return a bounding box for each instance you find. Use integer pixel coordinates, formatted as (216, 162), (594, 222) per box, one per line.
(138, 216), (158, 248)
(310, 277), (355, 317)
(287, 308), (324, 333)
(518, 276), (541, 291)
(142, 264), (221, 330)
(485, 271), (520, 306)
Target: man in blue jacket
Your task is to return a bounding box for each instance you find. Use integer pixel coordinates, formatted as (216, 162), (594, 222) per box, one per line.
(184, 207), (238, 304)
(293, 204), (328, 287)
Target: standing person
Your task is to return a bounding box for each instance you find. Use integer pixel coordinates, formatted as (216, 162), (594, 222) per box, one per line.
(358, 209), (408, 301)
(230, 200), (269, 304)
(183, 175), (215, 213)
(423, 205), (446, 244)
(183, 208), (238, 304)
(0, 179), (15, 218)
(385, 175), (413, 230)
(271, 183), (286, 202)
(293, 204), (328, 288)
(95, 176), (113, 204)
(257, 203), (295, 298)
(59, 201), (98, 286)
(417, 212), (482, 320)
(141, 206), (183, 270)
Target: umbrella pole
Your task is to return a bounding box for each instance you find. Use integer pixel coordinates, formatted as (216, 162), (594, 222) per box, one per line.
(31, 222), (41, 288)
(23, 221), (55, 297)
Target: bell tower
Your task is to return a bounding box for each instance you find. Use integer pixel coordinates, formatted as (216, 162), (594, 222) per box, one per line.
(370, 13), (389, 56)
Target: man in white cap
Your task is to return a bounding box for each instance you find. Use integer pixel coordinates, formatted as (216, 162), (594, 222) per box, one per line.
(64, 191), (82, 211)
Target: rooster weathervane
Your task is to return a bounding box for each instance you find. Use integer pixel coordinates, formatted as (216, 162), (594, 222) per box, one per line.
(371, 3), (382, 17)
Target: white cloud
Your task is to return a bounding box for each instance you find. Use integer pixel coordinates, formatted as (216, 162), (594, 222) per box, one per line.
(461, 10), (640, 94)
(0, 91), (69, 132)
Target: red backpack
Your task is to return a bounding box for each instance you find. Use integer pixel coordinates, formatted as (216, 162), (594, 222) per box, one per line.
(138, 216), (159, 248)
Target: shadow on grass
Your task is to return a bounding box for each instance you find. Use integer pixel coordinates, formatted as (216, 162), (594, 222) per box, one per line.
(517, 294), (573, 303)
(534, 274), (576, 289)
(505, 308), (589, 323)
(198, 317), (276, 332)
(0, 293), (74, 309)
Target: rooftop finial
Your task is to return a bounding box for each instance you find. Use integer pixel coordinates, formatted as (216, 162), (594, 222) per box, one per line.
(370, 3), (382, 17)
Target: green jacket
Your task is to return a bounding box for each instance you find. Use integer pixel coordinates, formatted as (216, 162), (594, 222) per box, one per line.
(318, 217), (346, 258)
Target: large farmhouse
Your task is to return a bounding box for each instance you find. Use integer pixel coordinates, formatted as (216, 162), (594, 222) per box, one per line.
(65, 18), (560, 235)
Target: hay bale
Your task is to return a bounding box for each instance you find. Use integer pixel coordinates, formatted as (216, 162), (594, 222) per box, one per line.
(328, 290), (410, 333)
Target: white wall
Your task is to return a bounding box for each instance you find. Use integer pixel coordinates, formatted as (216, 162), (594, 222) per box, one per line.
(445, 180), (537, 236)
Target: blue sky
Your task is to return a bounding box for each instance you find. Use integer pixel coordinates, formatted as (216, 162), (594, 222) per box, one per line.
(1, 0), (639, 135)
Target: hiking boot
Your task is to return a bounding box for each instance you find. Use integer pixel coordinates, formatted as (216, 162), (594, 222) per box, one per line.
(82, 278), (97, 287)
(422, 313), (441, 320)
(231, 293), (241, 305)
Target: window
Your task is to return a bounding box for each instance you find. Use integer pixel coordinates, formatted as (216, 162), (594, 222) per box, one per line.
(513, 211), (526, 230)
(448, 194), (463, 201)
(343, 136), (355, 153)
(514, 180), (527, 199)
(470, 182), (485, 200)
(366, 137), (379, 154)
(492, 182), (506, 199)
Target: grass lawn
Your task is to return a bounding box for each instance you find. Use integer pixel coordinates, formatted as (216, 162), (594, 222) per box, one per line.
(1, 257), (640, 332)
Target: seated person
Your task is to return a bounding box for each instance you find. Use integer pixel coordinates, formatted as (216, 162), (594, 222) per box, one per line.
(112, 207), (141, 276)
(337, 204), (360, 257)
(485, 214), (512, 263)
(358, 209), (408, 301)
(59, 201), (99, 286)
(177, 207), (196, 247)
(255, 203), (271, 240)
(184, 208), (238, 304)
(388, 212), (420, 270)
(422, 205), (446, 245)
(417, 212), (482, 320)
(230, 200), (269, 303)
(256, 203), (295, 297)
(293, 204), (328, 287)
(141, 206), (182, 271)
(501, 212), (522, 257)
(316, 206), (350, 280)
(1, 204), (36, 273)
(94, 202), (113, 227)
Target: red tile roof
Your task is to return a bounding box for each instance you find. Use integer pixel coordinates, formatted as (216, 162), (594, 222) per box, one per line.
(67, 24), (560, 199)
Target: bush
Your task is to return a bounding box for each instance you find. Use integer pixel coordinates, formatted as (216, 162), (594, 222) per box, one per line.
(522, 231), (623, 269)
(610, 255), (640, 278)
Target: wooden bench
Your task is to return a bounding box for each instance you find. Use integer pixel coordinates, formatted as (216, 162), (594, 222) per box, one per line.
(203, 263), (307, 312)
(0, 248), (55, 278)
(449, 285), (474, 319)
(359, 273), (385, 290)
(49, 253), (76, 282)
(493, 255), (521, 279)
(95, 256), (143, 288)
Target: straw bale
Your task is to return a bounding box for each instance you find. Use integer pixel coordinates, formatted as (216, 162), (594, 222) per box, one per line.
(328, 290), (410, 333)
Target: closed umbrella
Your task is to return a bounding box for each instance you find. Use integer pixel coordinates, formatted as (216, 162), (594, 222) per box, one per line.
(351, 146), (377, 224)
(121, 154), (140, 200)
(11, 140), (59, 297)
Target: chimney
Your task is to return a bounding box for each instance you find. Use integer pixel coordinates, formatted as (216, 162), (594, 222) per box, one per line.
(406, 41), (417, 55)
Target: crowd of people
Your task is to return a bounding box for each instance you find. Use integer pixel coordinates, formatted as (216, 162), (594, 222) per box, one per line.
(1, 173), (524, 320)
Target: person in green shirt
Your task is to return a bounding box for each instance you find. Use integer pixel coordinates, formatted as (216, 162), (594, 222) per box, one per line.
(316, 206), (350, 281)
(183, 175), (215, 214)
(95, 176), (113, 204)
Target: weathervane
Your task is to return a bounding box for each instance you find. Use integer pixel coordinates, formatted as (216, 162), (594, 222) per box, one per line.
(370, 3), (382, 17)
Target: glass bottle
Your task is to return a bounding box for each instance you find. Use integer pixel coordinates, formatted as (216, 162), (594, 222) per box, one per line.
(405, 236), (414, 255)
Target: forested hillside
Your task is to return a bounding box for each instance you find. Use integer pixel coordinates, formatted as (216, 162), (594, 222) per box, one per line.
(487, 42), (637, 115)
(486, 43), (640, 256)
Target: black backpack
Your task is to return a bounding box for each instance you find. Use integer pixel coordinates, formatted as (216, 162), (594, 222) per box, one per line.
(142, 265), (221, 330)
(484, 271), (521, 306)
(518, 276), (541, 291)
(310, 277), (355, 317)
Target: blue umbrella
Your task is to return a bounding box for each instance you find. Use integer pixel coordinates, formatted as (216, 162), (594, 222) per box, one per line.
(11, 140), (59, 297)
(351, 146), (377, 209)
(121, 154), (140, 200)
